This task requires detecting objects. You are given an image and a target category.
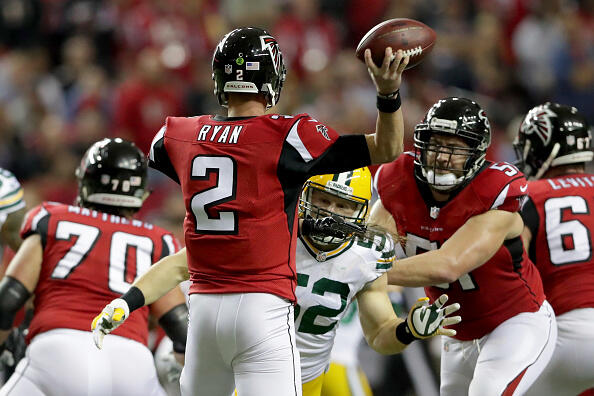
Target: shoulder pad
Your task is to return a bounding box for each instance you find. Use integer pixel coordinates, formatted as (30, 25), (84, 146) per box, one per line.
(474, 162), (528, 213)
(354, 233), (395, 273)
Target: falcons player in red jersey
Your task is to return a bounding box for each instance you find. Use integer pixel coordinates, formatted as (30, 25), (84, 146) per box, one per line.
(0, 138), (187, 396)
(92, 26), (409, 396)
(370, 97), (557, 396)
(515, 103), (594, 396)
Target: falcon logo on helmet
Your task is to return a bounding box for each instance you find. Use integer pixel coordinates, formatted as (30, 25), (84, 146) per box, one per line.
(260, 35), (282, 76)
(514, 102), (593, 179)
(520, 104), (557, 146)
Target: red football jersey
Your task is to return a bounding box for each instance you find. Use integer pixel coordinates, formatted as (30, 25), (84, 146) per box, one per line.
(149, 114), (371, 302)
(21, 202), (180, 344)
(522, 174), (594, 315)
(376, 153), (545, 340)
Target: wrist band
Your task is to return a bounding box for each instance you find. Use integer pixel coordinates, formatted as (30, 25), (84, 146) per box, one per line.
(121, 286), (146, 313)
(377, 91), (401, 113)
(395, 321), (417, 345)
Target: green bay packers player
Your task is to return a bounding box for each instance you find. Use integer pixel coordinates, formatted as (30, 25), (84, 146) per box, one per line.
(296, 167), (461, 396)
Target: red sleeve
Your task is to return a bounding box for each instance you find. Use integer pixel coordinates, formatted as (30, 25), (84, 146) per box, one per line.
(20, 204), (51, 240)
(294, 114), (340, 159)
(480, 162), (528, 213)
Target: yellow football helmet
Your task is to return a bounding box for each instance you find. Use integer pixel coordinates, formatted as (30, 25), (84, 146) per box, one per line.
(300, 167), (372, 246)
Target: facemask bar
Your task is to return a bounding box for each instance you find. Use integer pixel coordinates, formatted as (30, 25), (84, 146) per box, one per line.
(299, 182), (368, 248)
(414, 131), (483, 191)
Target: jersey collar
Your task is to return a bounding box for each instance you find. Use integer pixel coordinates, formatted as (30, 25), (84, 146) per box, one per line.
(299, 235), (354, 262)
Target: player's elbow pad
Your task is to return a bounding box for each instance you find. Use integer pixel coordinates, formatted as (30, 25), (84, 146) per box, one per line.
(159, 303), (188, 353)
(0, 276), (31, 330)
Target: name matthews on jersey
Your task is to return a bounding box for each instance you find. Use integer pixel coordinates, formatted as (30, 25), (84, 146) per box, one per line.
(67, 205), (153, 229)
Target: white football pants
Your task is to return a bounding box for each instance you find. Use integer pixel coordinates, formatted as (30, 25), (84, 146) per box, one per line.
(0, 328), (165, 396)
(440, 300), (557, 396)
(180, 293), (301, 396)
(525, 307), (594, 396)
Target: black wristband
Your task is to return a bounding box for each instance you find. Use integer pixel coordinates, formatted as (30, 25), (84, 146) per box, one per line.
(395, 321), (417, 345)
(377, 91), (401, 113)
(121, 286), (146, 313)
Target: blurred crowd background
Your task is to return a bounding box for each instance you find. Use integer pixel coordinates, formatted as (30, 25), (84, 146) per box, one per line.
(0, 0), (593, 239)
(0, 0), (592, 394)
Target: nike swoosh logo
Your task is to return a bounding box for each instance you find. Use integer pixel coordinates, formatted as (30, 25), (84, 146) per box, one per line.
(520, 184), (528, 192)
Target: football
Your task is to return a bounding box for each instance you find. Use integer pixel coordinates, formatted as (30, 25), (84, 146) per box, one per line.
(355, 18), (436, 69)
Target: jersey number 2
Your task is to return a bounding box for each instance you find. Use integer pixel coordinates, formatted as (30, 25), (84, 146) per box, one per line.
(190, 155), (238, 234)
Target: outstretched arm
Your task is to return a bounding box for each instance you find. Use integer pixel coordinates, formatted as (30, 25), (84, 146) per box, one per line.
(92, 248), (189, 349)
(358, 274), (460, 355)
(388, 210), (524, 287)
(364, 48), (409, 164)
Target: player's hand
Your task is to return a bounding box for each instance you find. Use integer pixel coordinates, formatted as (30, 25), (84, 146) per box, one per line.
(91, 298), (130, 349)
(364, 47), (409, 95)
(406, 294), (461, 339)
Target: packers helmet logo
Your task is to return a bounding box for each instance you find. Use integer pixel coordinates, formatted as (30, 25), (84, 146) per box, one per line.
(260, 35), (283, 76)
(521, 104), (557, 146)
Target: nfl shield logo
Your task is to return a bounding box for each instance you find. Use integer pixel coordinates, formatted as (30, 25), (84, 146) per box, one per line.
(430, 206), (440, 219)
(224, 64), (232, 74)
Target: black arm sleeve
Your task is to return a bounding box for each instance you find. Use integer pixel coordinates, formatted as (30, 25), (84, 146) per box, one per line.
(520, 196), (539, 261)
(0, 277), (31, 330)
(149, 134), (180, 184)
(158, 304), (188, 353)
(307, 134), (371, 177)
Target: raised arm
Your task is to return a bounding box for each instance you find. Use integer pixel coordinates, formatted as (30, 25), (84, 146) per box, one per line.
(364, 48), (409, 164)
(388, 210), (524, 287)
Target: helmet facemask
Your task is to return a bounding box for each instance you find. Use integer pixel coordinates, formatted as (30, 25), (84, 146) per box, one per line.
(414, 98), (491, 192)
(414, 130), (487, 191)
(299, 182), (369, 250)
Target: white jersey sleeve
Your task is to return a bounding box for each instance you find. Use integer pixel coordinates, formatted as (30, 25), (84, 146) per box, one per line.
(0, 168), (25, 228)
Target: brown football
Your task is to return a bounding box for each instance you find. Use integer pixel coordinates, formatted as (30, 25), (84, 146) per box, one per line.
(355, 18), (436, 69)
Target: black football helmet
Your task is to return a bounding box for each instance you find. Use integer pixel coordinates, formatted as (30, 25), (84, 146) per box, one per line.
(414, 97), (491, 191)
(76, 138), (148, 211)
(514, 102), (592, 179)
(212, 27), (286, 109)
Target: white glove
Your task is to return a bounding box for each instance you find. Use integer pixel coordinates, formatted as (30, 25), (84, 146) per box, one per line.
(407, 294), (461, 339)
(91, 298), (130, 349)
